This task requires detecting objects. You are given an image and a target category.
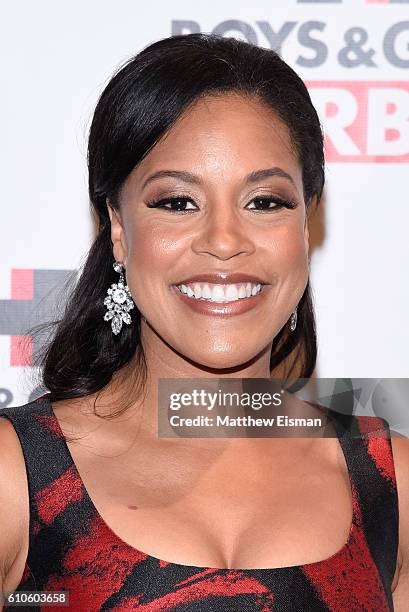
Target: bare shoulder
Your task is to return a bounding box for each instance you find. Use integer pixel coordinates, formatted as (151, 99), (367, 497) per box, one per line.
(390, 429), (409, 506)
(0, 416), (29, 594)
(390, 429), (409, 609)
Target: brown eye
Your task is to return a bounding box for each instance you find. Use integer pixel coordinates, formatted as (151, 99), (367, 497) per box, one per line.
(246, 196), (296, 212)
(146, 196), (198, 212)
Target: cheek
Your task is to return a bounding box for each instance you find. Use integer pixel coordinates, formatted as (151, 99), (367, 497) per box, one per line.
(127, 223), (179, 268)
(263, 223), (308, 266)
(123, 222), (183, 308)
(263, 225), (309, 298)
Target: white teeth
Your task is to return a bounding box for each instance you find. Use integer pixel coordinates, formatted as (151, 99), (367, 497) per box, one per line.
(238, 285), (247, 299)
(202, 284), (212, 299)
(176, 282), (264, 303)
(193, 283), (202, 299)
(211, 285), (225, 302)
(225, 284), (239, 301)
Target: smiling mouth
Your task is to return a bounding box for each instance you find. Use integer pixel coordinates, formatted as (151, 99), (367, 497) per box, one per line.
(174, 281), (265, 303)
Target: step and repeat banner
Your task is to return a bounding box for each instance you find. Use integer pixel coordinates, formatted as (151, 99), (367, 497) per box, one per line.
(1, 0), (408, 407)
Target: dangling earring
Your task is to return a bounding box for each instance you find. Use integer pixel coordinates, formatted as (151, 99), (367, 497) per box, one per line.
(103, 261), (135, 335)
(289, 308), (297, 332)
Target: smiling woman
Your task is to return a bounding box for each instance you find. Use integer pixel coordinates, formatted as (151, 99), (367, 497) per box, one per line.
(106, 91), (310, 364)
(0, 32), (408, 612)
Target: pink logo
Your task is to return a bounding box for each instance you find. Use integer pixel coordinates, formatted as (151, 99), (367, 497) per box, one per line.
(9, 269), (33, 366)
(307, 81), (409, 162)
(0, 269), (75, 366)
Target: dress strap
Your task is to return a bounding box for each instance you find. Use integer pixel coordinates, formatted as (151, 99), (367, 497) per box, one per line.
(0, 395), (93, 590)
(329, 410), (399, 608)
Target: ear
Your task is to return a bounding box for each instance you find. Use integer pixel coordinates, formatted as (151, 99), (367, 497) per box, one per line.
(107, 200), (128, 266)
(304, 215), (310, 253)
(303, 200), (310, 254)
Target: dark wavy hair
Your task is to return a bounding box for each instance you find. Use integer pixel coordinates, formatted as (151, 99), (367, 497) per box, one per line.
(38, 33), (325, 412)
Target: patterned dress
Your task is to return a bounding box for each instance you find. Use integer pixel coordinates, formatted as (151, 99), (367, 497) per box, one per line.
(0, 395), (398, 611)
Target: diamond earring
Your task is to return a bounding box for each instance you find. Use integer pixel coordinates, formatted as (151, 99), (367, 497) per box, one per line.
(289, 308), (297, 332)
(103, 262), (135, 335)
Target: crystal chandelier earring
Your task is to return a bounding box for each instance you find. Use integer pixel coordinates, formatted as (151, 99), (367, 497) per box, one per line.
(289, 308), (297, 332)
(103, 262), (135, 335)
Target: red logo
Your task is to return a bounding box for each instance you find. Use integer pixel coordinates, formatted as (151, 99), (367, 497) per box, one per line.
(9, 270), (33, 366)
(307, 81), (409, 162)
(0, 269), (75, 367)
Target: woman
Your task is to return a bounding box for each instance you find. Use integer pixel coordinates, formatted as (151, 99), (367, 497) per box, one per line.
(0, 33), (408, 611)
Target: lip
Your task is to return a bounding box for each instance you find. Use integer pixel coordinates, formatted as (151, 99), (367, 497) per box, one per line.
(171, 284), (270, 317)
(173, 272), (269, 286)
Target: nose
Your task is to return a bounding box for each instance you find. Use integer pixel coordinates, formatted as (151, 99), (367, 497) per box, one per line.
(191, 201), (255, 261)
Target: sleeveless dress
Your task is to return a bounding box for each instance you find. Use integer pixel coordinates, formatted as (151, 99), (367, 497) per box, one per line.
(0, 395), (398, 611)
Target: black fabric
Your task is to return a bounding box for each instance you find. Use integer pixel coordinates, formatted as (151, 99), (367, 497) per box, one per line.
(0, 395), (399, 611)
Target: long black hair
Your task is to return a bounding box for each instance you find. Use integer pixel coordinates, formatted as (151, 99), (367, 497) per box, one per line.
(39, 33), (325, 411)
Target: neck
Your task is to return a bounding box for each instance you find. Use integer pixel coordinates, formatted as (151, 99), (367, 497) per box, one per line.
(102, 318), (275, 438)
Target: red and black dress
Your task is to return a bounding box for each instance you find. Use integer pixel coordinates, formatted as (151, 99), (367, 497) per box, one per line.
(0, 395), (398, 611)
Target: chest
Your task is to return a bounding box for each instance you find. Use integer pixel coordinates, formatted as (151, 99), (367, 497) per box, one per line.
(66, 437), (353, 569)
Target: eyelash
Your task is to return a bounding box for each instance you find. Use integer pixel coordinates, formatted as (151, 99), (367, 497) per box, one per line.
(146, 195), (297, 214)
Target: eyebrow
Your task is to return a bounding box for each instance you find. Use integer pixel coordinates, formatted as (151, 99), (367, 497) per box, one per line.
(141, 167), (296, 190)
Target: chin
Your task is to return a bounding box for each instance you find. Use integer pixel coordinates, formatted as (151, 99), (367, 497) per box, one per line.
(182, 348), (265, 372)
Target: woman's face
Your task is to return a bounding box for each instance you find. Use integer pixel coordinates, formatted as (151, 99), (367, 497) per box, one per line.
(109, 93), (309, 371)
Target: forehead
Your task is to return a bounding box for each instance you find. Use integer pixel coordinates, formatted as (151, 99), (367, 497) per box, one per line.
(130, 92), (302, 190)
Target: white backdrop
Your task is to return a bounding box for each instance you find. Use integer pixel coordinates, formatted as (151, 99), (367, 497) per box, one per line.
(1, 0), (408, 407)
